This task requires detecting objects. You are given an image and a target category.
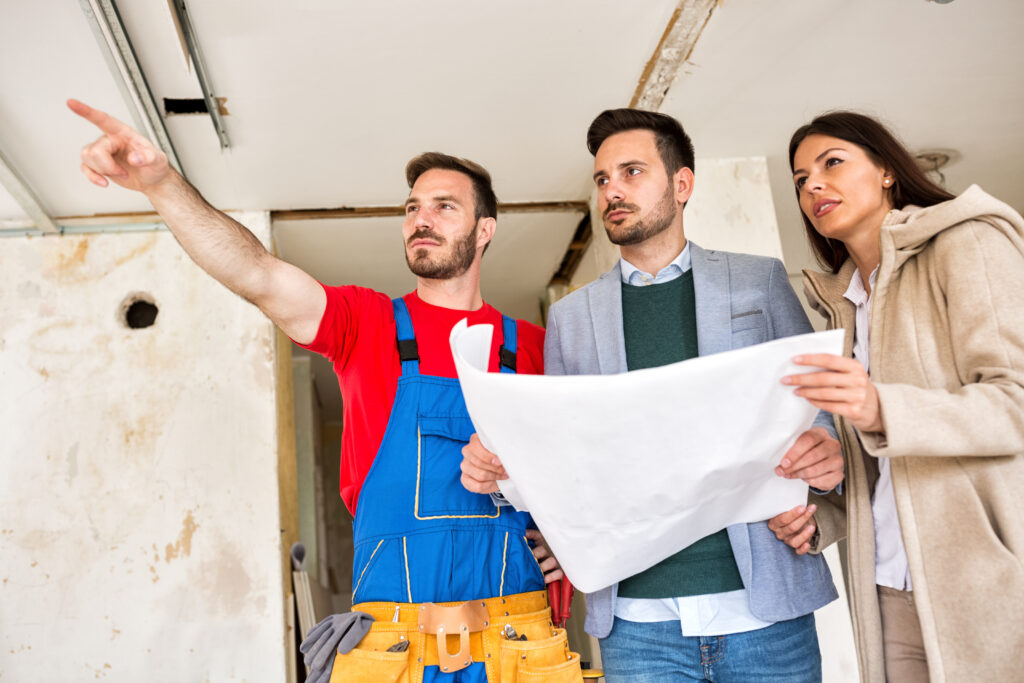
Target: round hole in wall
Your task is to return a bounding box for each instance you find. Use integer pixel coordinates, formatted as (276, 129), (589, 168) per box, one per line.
(120, 293), (159, 329)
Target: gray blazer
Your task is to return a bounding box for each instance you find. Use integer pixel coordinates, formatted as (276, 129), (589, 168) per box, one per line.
(545, 241), (839, 638)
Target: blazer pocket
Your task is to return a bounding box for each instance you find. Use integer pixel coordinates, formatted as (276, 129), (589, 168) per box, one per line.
(730, 309), (766, 348)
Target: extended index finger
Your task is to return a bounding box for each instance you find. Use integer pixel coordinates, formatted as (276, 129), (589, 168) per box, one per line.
(67, 99), (131, 136)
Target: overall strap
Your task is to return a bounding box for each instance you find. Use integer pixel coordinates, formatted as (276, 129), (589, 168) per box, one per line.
(392, 298), (419, 377)
(499, 315), (517, 374)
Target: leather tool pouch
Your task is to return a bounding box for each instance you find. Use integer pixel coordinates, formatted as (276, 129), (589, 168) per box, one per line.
(328, 620), (415, 683)
(417, 601), (491, 674)
(497, 627), (582, 683)
(330, 602), (583, 683)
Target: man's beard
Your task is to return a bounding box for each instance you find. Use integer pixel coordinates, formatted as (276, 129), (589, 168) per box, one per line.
(405, 222), (479, 279)
(603, 185), (677, 246)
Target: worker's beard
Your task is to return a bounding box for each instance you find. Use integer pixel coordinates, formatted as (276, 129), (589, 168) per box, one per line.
(406, 222), (479, 280)
(604, 185), (677, 246)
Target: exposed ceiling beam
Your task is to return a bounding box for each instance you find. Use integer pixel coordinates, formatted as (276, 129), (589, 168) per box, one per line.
(169, 0), (231, 149)
(544, 1), (719, 287)
(630, 0), (718, 111)
(548, 212), (592, 286)
(0, 148), (60, 235)
(0, 201), (589, 235)
(272, 200), (589, 222)
(79, 0), (184, 174)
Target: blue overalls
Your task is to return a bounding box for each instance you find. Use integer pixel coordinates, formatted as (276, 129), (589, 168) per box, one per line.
(350, 299), (545, 681)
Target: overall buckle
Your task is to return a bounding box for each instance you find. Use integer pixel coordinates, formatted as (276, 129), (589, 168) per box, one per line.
(417, 600), (490, 673)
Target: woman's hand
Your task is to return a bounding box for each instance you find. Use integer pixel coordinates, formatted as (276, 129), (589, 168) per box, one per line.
(775, 427), (844, 491)
(784, 354), (884, 433)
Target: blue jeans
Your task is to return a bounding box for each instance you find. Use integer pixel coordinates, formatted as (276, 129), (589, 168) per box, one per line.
(599, 614), (821, 682)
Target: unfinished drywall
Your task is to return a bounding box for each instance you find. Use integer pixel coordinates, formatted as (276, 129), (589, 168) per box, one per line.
(0, 212), (289, 681)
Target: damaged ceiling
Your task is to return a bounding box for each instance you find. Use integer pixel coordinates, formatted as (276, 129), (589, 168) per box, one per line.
(2, 0), (1022, 418)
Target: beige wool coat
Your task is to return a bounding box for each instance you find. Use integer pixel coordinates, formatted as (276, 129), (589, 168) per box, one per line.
(803, 185), (1024, 682)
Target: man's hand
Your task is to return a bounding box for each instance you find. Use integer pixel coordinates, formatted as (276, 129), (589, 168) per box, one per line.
(525, 529), (564, 583)
(784, 354), (883, 433)
(460, 434), (507, 495)
(67, 99), (327, 345)
(768, 504), (817, 555)
(775, 427), (843, 491)
(68, 99), (173, 194)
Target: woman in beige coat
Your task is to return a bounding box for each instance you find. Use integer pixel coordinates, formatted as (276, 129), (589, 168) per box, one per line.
(773, 111), (1024, 682)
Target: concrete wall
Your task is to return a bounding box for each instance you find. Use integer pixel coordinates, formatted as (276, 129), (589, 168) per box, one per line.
(0, 213), (292, 681)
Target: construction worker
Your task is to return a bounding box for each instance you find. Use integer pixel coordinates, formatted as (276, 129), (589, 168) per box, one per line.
(70, 99), (581, 683)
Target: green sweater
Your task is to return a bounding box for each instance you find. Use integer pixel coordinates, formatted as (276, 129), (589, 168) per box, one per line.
(617, 273), (744, 599)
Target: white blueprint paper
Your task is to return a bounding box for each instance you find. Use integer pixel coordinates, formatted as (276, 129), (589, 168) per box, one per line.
(450, 322), (844, 593)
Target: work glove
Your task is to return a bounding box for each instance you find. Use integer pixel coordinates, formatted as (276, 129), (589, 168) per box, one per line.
(299, 611), (375, 683)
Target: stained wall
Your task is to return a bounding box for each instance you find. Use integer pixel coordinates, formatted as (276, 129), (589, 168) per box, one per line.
(0, 212), (290, 681)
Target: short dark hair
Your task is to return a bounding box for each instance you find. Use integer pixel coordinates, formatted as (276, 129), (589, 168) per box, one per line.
(789, 111), (954, 273)
(586, 108), (695, 176)
(405, 152), (498, 221)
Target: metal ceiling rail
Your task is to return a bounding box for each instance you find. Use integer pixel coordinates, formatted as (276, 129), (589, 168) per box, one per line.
(79, 0), (184, 175)
(169, 0), (231, 149)
(0, 148), (60, 235)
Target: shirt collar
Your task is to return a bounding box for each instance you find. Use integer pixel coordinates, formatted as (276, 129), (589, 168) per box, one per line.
(843, 265), (879, 307)
(620, 242), (692, 286)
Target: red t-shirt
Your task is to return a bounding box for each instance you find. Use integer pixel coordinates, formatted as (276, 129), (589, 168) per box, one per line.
(297, 285), (544, 515)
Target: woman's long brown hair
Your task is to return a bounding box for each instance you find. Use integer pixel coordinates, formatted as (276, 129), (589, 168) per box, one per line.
(788, 111), (955, 273)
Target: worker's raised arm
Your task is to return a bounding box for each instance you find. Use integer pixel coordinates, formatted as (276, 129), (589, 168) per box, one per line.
(68, 99), (325, 344)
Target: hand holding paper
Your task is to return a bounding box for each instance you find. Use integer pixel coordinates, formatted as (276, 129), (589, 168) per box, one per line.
(459, 434), (507, 494)
(450, 320), (844, 592)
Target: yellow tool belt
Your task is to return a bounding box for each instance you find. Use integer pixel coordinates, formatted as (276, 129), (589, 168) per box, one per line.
(329, 590), (583, 683)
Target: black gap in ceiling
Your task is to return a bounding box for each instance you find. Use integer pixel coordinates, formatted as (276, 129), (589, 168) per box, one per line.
(164, 98), (208, 115)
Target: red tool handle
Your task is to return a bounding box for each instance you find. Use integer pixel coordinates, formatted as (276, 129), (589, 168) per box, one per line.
(547, 579), (562, 627)
(560, 577), (575, 625)
(548, 577), (576, 628)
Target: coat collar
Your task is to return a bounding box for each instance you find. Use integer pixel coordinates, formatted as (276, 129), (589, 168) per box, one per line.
(587, 263), (627, 374)
(689, 242), (731, 357)
(803, 259), (858, 358)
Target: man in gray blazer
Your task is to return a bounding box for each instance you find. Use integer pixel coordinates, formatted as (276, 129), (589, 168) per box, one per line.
(463, 109), (843, 681)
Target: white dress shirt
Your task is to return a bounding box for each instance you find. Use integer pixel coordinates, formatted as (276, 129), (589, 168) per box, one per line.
(613, 242), (775, 636)
(843, 266), (913, 591)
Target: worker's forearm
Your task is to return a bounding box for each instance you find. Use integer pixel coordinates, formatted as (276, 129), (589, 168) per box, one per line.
(144, 171), (272, 302)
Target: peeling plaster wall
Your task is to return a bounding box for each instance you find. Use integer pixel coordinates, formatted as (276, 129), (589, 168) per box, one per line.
(684, 157), (784, 259)
(0, 212), (287, 681)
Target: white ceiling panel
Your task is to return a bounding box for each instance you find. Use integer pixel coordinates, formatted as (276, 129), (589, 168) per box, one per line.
(0, 0), (155, 217)
(0, 182), (30, 225)
(110, 0), (678, 210)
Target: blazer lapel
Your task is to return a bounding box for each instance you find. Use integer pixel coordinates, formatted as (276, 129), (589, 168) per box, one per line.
(690, 242), (731, 357)
(587, 264), (628, 374)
